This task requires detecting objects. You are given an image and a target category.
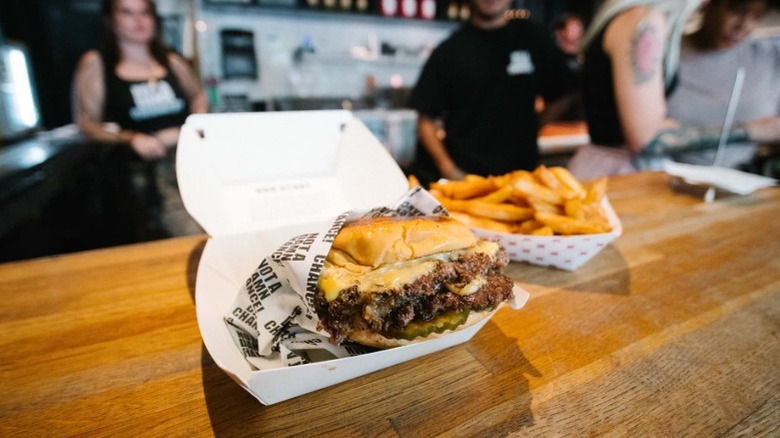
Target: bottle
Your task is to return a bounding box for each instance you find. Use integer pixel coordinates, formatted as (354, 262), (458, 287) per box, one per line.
(400, 0), (417, 18)
(458, 0), (470, 20)
(446, 0), (458, 20)
(205, 76), (221, 112)
(418, 0), (435, 19)
(355, 0), (369, 13)
(380, 0), (398, 16)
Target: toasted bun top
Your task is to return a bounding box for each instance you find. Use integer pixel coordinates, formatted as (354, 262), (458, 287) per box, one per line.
(328, 216), (478, 268)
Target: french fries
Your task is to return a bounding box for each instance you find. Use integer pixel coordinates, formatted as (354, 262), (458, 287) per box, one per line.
(431, 166), (612, 236)
(430, 174), (496, 199)
(438, 197), (534, 222)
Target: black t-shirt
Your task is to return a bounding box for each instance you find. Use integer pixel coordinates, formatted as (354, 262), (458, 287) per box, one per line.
(102, 53), (190, 134)
(409, 20), (576, 177)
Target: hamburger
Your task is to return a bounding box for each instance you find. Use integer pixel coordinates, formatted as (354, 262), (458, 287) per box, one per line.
(315, 216), (516, 349)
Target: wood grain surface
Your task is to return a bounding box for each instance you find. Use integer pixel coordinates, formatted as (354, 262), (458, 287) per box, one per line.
(0, 171), (778, 437)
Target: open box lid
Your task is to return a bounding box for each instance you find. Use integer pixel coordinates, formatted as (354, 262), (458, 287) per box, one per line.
(176, 110), (409, 237)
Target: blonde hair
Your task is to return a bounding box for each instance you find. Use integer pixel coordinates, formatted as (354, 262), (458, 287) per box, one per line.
(581, 0), (702, 87)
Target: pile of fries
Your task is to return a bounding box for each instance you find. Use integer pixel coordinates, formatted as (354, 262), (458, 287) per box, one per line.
(424, 166), (612, 236)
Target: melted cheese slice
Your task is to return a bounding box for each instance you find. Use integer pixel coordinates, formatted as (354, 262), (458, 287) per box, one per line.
(318, 240), (499, 302)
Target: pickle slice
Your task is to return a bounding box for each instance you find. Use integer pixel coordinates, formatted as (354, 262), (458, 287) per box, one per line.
(385, 310), (471, 341)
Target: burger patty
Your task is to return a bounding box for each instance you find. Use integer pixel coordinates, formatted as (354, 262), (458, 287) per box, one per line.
(316, 249), (514, 345)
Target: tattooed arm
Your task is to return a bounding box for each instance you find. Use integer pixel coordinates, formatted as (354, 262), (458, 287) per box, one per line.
(644, 117), (780, 157)
(603, 7), (780, 158)
(72, 51), (167, 160)
(603, 6), (671, 154)
(642, 124), (749, 157)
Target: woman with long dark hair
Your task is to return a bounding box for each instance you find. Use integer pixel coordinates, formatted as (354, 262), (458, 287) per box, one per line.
(73, 0), (206, 158)
(72, 0), (207, 239)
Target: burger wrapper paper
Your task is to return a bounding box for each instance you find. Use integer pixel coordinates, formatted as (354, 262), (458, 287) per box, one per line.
(225, 187), (530, 370)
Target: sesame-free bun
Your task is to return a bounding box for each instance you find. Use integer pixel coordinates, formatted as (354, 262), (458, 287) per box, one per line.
(328, 216), (478, 268)
(347, 308), (495, 349)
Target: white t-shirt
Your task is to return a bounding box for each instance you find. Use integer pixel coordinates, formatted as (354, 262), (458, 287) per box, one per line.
(666, 36), (780, 167)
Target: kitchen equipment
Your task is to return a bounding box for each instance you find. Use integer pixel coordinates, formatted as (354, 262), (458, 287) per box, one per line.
(353, 109), (417, 166)
(0, 41), (41, 142)
(220, 29), (258, 80)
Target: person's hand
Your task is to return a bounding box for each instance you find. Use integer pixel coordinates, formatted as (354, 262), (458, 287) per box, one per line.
(744, 116), (780, 144)
(440, 162), (466, 181)
(154, 127), (181, 149)
(129, 132), (167, 160)
(756, 143), (780, 157)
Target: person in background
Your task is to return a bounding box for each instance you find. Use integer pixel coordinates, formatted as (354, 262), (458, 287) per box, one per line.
(572, 0), (780, 180)
(553, 13), (585, 71)
(72, 0), (207, 240)
(408, 0), (577, 183)
(552, 12), (586, 121)
(666, 0), (780, 172)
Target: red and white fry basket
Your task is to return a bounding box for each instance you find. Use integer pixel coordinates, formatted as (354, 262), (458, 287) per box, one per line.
(469, 198), (622, 271)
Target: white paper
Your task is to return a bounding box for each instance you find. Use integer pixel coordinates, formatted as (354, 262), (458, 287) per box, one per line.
(224, 187), (526, 370)
(664, 161), (777, 195)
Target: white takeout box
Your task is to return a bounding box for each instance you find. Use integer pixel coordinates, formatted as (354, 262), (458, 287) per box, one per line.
(178, 111), (519, 405)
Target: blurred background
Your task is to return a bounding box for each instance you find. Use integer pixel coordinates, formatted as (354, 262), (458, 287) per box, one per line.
(0, 0), (778, 262)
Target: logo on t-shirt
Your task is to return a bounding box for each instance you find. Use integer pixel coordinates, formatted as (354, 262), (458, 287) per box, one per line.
(507, 50), (534, 76)
(129, 80), (186, 121)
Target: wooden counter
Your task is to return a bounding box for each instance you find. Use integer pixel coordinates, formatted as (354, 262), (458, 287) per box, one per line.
(1, 171), (778, 437)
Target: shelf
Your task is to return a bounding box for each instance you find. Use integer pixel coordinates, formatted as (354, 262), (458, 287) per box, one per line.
(200, 2), (460, 29)
(294, 52), (427, 66)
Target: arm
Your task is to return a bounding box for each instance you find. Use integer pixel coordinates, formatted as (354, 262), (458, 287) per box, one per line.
(643, 124), (749, 157)
(72, 51), (166, 160)
(644, 117), (780, 157)
(417, 115), (465, 180)
(72, 51), (126, 144)
(605, 7), (771, 157)
(604, 6), (671, 154)
(168, 52), (208, 114)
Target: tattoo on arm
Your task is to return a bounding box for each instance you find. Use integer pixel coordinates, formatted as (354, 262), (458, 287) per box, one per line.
(642, 125), (750, 156)
(630, 20), (661, 85)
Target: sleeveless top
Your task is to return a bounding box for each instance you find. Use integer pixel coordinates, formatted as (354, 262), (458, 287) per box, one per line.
(102, 52), (190, 134)
(582, 25), (677, 147)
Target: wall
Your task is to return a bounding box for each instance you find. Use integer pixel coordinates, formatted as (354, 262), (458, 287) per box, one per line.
(193, 5), (457, 107)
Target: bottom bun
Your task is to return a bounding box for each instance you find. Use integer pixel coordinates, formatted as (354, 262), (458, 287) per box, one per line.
(347, 308), (497, 349)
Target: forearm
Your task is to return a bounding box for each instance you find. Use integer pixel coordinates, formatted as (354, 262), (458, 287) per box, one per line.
(153, 127), (181, 148)
(641, 124), (750, 157)
(190, 91), (208, 114)
(77, 118), (138, 145)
